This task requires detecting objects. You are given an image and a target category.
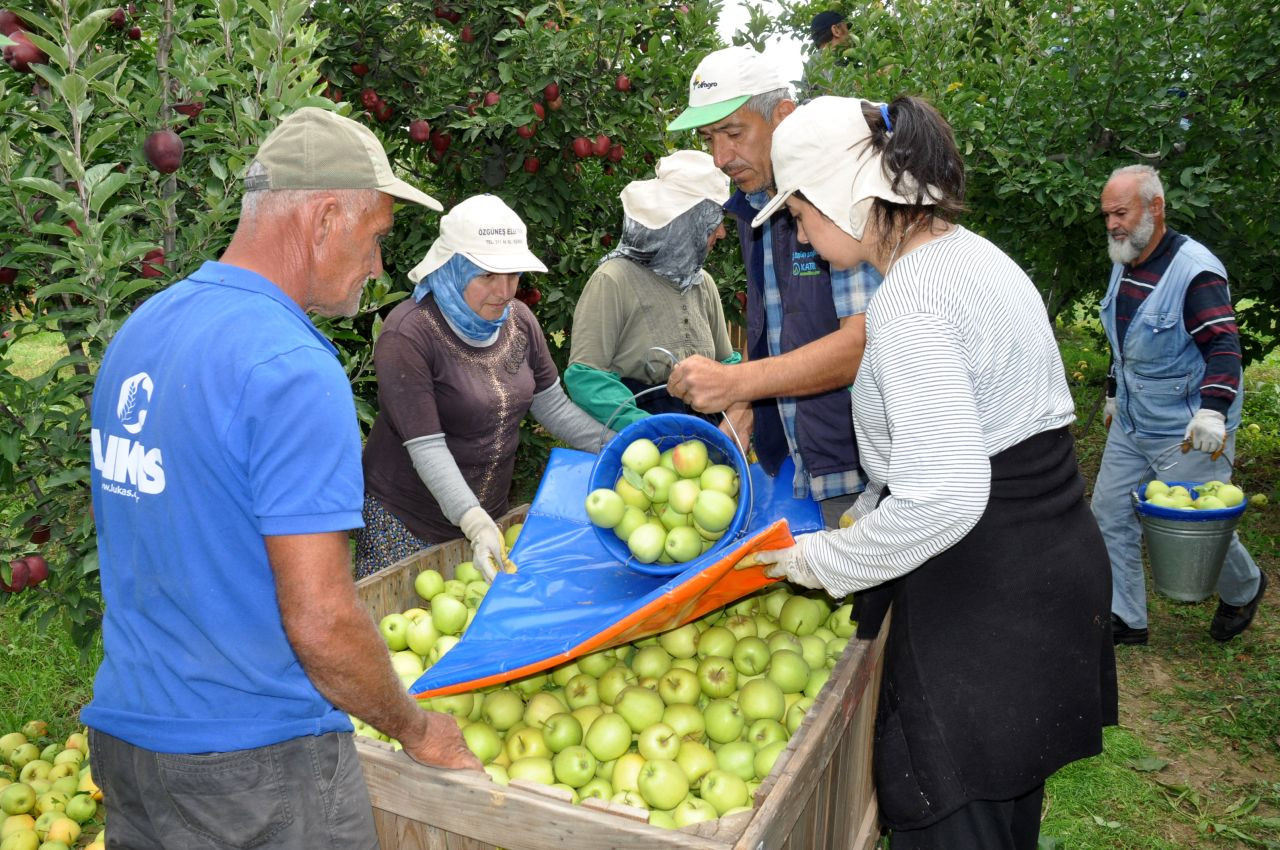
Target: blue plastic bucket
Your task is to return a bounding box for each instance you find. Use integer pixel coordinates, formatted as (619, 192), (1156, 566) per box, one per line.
(1131, 481), (1247, 602)
(589, 413), (751, 576)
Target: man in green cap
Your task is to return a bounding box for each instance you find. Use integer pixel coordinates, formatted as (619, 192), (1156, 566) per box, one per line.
(665, 47), (883, 528)
(83, 107), (480, 850)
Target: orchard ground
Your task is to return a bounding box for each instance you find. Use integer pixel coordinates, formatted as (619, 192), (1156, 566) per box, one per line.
(2, 328), (1277, 848)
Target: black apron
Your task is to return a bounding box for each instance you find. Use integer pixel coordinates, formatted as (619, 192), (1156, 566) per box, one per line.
(855, 427), (1117, 830)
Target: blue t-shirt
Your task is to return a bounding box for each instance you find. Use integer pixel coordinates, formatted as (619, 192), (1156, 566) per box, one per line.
(82, 261), (364, 753)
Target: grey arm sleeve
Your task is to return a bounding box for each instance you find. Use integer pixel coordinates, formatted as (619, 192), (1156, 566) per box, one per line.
(404, 434), (480, 526)
(530, 378), (617, 452)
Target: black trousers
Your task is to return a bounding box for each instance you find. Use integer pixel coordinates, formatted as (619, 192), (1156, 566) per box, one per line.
(890, 784), (1045, 850)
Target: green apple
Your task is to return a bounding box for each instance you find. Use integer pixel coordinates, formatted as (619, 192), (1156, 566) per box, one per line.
(550, 661), (581, 687)
(667, 478), (701, 514)
(637, 722), (682, 761)
(612, 506), (648, 542)
(1147, 491), (1178, 509)
(739, 679), (786, 723)
(673, 794), (718, 826)
(692, 489), (737, 534)
(767, 650), (811, 694)
(430, 595), (468, 636)
(630, 645), (673, 680)
(661, 525), (702, 562)
(621, 438), (662, 476)
(767, 630), (802, 654)
(662, 704), (706, 744)
(637, 759), (689, 810)
(576, 648), (616, 678)
(482, 689), (524, 731)
(700, 768), (749, 814)
(564, 673), (601, 710)
(389, 650), (425, 682)
(583, 713), (632, 762)
(715, 740), (757, 781)
(406, 617), (440, 656)
(426, 692), (473, 720)
(658, 623), (700, 659)
(804, 668), (831, 698)
(627, 523), (667, 564)
(611, 788), (649, 809)
(649, 809), (678, 829)
(0, 734), (28, 764)
(454, 560), (483, 583)
(578, 776), (613, 801)
(584, 488), (627, 528)
(755, 739), (789, 778)
(675, 739), (718, 788)
(552, 745), (598, 788)
(1217, 484), (1245, 507)
(523, 692), (566, 729)
(613, 686), (665, 732)
(615, 477), (651, 511)
(697, 626), (737, 659)
(542, 713), (584, 753)
(642, 466), (678, 504)
(658, 504), (692, 531)
(378, 613), (411, 651)
(505, 726), (550, 762)
(610, 752), (647, 793)
(657, 668), (701, 706)
(428, 634), (460, 664)
(598, 666), (639, 705)
(461, 722), (503, 764)
(1144, 480), (1170, 499)
(696, 656), (738, 699)
(508, 756), (555, 786)
(0, 782), (35, 815)
(503, 522), (524, 549)
(703, 698), (746, 744)
(671, 439), (710, 479)
(798, 634), (828, 670)
(778, 596), (821, 636)
(1196, 494), (1227, 510)
(700, 464), (740, 497)
(826, 604), (856, 638)
(747, 718), (789, 750)
(413, 569), (445, 602)
(484, 764), (510, 785)
(723, 615), (757, 640)
(62, 794), (95, 825)
(1250, 493), (1268, 507)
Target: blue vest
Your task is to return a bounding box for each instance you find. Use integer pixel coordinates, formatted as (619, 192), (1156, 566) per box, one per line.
(725, 191), (859, 479)
(1098, 235), (1242, 438)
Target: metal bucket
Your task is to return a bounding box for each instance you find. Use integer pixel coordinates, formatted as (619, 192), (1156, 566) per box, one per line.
(1132, 482), (1247, 602)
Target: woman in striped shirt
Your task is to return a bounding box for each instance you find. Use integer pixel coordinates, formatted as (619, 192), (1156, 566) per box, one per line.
(747, 96), (1116, 849)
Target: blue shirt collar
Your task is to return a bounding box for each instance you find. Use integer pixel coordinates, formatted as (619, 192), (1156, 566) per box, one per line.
(186, 261), (339, 356)
(744, 190), (771, 211)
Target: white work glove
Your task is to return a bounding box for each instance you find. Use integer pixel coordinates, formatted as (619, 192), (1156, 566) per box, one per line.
(459, 506), (505, 582)
(1104, 396), (1116, 430)
(745, 535), (825, 590)
(1184, 409), (1226, 454)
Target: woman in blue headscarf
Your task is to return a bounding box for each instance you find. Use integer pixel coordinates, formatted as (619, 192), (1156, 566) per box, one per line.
(357, 195), (613, 579)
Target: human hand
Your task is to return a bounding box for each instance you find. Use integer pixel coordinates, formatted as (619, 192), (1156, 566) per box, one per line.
(400, 711), (483, 771)
(1104, 396), (1116, 430)
(667, 355), (739, 414)
(1184, 409), (1226, 454)
(736, 537), (824, 590)
(720, 401), (754, 455)
(459, 506), (506, 582)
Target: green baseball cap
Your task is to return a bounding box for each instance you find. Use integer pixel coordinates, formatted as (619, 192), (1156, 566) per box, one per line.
(667, 46), (790, 132)
(245, 107), (442, 211)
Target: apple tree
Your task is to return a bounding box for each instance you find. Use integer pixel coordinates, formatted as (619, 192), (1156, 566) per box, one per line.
(748, 0), (1279, 358)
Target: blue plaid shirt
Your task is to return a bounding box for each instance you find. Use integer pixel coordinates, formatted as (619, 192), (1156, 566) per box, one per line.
(747, 191), (881, 501)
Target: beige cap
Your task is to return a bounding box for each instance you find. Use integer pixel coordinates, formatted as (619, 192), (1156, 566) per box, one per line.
(751, 96), (938, 238)
(408, 194), (548, 281)
(620, 150), (730, 230)
(245, 107), (442, 211)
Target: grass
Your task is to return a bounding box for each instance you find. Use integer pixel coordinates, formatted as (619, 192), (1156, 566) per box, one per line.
(3, 324), (1278, 848)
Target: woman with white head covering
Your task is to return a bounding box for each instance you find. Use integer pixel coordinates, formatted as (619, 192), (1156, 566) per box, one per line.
(566, 151), (739, 428)
(357, 194), (613, 578)
(746, 96), (1116, 849)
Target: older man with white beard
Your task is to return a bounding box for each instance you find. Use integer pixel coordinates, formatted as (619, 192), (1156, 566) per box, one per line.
(1091, 164), (1265, 646)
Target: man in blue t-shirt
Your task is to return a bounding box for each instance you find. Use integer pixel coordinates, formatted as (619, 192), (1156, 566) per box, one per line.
(85, 108), (481, 850)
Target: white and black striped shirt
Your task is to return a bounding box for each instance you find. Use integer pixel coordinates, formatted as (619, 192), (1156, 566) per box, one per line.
(806, 226), (1076, 596)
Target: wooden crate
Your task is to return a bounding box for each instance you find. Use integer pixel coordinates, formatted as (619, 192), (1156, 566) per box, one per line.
(354, 505), (887, 850)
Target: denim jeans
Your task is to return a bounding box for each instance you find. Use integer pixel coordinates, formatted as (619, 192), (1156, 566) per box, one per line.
(89, 729), (377, 850)
(1090, 427), (1261, 629)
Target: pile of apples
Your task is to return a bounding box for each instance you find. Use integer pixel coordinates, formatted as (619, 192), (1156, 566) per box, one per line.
(1143, 479), (1248, 510)
(585, 437), (741, 565)
(361, 552), (855, 831)
(0, 722), (105, 850)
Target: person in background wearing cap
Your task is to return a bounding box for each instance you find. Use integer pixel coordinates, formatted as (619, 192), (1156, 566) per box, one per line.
(811, 10), (850, 51)
(357, 194), (613, 578)
(741, 96), (1116, 848)
(566, 150), (740, 429)
(83, 107), (481, 850)
(666, 46), (883, 528)
(1092, 165), (1264, 646)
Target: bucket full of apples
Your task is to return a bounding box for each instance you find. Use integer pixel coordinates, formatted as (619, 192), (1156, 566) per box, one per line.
(1131, 478), (1249, 602)
(585, 413), (751, 575)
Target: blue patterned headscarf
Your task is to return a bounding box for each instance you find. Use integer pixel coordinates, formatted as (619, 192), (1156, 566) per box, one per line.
(412, 253), (512, 341)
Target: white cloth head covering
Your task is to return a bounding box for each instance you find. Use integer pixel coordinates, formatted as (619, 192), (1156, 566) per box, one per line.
(619, 150), (730, 230)
(409, 194), (547, 281)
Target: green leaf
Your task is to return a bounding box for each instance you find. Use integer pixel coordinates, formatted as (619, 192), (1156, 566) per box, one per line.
(1129, 756), (1168, 772)
(89, 172), (130, 213)
(70, 9), (114, 55)
(13, 177), (74, 203)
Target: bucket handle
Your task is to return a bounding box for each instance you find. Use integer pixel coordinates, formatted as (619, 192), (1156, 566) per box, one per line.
(1132, 440), (1238, 510)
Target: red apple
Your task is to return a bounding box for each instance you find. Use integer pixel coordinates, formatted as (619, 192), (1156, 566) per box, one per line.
(460, 25), (474, 42)
(324, 85), (342, 102)
(173, 101), (204, 118)
(409, 119), (431, 143)
(608, 143), (624, 163)
(522, 156), (540, 174)
(434, 5), (450, 18)
(140, 248), (165, 279)
(23, 554), (47, 586)
(109, 7), (127, 29)
(615, 74), (631, 92)
(543, 82), (559, 101)
(24, 516), (49, 544)
(735, 291), (747, 310)
(516, 286), (542, 305)
(516, 123), (536, 138)
(601, 232), (613, 247)
(2, 558), (29, 592)
(4, 31), (47, 73)
(592, 134), (611, 157)
(543, 20), (559, 31)
(482, 90), (500, 107)
(360, 87), (380, 109)
(431, 131), (453, 152)
(445, 10), (461, 23)
(428, 148), (444, 164)
(67, 219), (81, 237)
(0, 267), (16, 285)
(532, 102), (546, 121)
(571, 137), (592, 159)
(546, 96), (563, 112)
(373, 100), (394, 122)
(143, 129), (184, 173)
(0, 10), (24, 35)
(351, 61), (369, 76)
(127, 25), (141, 39)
